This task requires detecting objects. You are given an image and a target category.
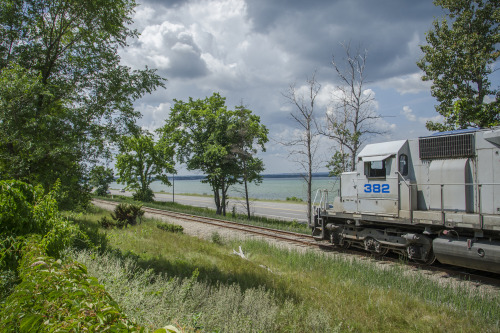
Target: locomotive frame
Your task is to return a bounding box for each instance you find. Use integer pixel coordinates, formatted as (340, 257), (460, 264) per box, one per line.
(312, 127), (500, 274)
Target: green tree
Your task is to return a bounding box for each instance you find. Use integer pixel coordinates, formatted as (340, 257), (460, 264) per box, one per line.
(116, 130), (175, 202)
(0, 0), (165, 208)
(228, 104), (268, 219)
(161, 93), (267, 216)
(417, 0), (500, 131)
(89, 166), (114, 197)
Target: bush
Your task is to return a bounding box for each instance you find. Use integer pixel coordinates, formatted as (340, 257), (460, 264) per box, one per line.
(111, 203), (144, 228)
(98, 216), (116, 229)
(156, 223), (183, 233)
(286, 196), (303, 202)
(0, 238), (145, 332)
(133, 188), (154, 202)
(0, 180), (84, 259)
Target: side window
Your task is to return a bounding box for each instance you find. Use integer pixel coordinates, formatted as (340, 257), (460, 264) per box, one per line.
(364, 160), (386, 178)
(399, 154), (408, 176)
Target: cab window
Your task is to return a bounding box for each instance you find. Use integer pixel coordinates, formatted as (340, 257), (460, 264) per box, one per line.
(364, 160), (386, 178)
(399, 154), (408, 176)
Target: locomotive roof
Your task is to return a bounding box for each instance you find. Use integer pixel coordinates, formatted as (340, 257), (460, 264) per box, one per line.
(357, 140), (406, 159)
(423, 127), (480, 138)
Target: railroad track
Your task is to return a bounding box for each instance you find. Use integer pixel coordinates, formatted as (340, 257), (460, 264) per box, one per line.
(92, 198), (331, 249)
(92, 199), (500, 287)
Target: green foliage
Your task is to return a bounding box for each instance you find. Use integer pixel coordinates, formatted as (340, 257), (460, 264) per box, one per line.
(111, 203), (145, 228)
(133, 187), (155, 202)
(418, 0), (500, 130)
(210, 231), (224, 245)
(116, 129), (175, 203)
(0, 0), (165, 209)
(0, 238), (146, 332)
(90, 166), (115, 197)
(98, 216), (116, 229)
(0, 180), (83, 258)
(156, 223), (184, 233)
(326, 151), (352, 177)
(160, 93), (268, 216)
(286, 196), (304, 202)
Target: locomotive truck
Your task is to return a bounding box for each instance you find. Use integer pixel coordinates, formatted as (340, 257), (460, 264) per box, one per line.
(312, 127), (500, 274)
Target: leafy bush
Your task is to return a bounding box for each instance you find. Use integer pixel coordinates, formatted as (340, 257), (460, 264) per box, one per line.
(111, 203), (145, 228)
(156, 223), (183, 233)
(211, 231), (223, 245)
(98, 216), (116, 229)
(0, 180), (84, 259)
(133, 187), (155, 202)
(0, 238), (144, 332)
(285, 196), (303, 202)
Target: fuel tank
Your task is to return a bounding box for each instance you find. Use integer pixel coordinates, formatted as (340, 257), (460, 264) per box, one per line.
(433, 237), (500, 274)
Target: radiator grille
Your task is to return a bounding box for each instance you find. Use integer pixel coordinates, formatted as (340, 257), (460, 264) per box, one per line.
(419, 134), (474, 159)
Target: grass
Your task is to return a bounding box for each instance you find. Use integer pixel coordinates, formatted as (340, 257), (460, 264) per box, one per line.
(94, 195), (310, 234)
(69, 206), (500, 332)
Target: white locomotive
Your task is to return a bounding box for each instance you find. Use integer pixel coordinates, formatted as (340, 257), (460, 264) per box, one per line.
(312, 127), (500, 273)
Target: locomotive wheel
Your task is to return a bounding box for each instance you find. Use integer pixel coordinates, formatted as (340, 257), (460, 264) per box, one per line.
(413, 250), (436, 266)
(371, 247), (389, 256)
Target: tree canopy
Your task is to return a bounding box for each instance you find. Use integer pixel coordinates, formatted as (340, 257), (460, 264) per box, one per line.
(160, 93), (268, 215)
(417, 0), (500, 131)
(116, 130), (175, 202)
(0, 0), (165, 207)
(89, 166), (114, 197)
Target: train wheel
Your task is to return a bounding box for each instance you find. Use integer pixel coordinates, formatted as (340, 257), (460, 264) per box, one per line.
(414, 250), (436, 266)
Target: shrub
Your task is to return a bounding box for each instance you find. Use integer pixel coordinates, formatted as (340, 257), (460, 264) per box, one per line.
(0, 180), (84, 259)
(111, 203), (144, 228)
(156, 223), (183, 233)
(0, 238), (145, 332)
(133, 188), (154, 202)
(98, 216), (116, 229)
(211, 232), (223, 245)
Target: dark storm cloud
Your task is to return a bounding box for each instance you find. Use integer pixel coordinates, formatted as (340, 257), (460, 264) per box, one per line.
(244, 0), (443, 80)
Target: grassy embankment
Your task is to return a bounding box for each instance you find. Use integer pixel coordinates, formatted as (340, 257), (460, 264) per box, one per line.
(69, 205), (500, 333)
(95, 195), (309, 234)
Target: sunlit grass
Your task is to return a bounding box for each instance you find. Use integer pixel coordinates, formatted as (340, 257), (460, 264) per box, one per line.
(70, 206), (500, 332)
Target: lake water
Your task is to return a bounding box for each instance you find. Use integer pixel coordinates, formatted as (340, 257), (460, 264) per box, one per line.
(110, 176), (340, 202)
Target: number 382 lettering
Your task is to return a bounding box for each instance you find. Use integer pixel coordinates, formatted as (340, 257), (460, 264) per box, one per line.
(364, 184), (390, 193)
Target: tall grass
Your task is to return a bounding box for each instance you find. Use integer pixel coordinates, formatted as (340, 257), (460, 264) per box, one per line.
(71, 250), (334, 332)
(70, 206), (500, 332)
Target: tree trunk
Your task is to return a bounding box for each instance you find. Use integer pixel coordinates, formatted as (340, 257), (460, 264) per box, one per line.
(243, 159), (251, 220)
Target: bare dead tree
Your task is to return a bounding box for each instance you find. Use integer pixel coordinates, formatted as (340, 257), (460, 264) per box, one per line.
(282, 72), (322, 225)
(320, 42), (385, 174)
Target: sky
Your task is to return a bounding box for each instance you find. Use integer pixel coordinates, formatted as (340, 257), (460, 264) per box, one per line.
(119, 0), (452, 175)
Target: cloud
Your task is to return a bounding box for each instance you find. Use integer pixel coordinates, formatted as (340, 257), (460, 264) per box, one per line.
(401, 106), (445, 125)
(378, 72), (432, 94)
(121, 0), (445, 173)
(401, 106), (417, 121)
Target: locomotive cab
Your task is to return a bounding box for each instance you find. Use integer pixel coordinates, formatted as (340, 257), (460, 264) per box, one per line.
(333, 140), (412, 217)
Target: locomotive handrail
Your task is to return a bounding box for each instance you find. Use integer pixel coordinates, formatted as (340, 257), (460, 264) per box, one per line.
(395, 171), (413, 223)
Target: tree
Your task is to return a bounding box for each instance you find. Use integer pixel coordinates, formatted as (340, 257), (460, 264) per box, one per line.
(160, 93), (267, 216)
(229, 104), (268, 219)
(115, 130), (175, 202)
(282, 72), (322, 226)
(89, 166), (114, 197)
(0, 0), (165, 208)
(417, 0), (500, 131)
(321, 42), (384, 175)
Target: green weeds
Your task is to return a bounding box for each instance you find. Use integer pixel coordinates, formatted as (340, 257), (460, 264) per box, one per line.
(69, 206), (500, 332)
